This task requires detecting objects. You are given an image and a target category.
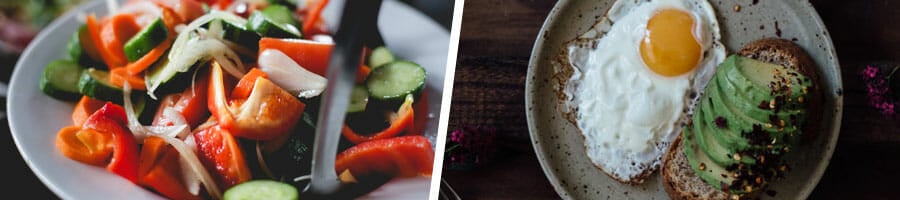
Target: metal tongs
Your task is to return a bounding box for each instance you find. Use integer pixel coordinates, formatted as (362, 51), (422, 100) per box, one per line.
(305, 0), (383, 197)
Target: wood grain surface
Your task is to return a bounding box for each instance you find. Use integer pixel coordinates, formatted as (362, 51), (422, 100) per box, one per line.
(443, 0), (900, 199)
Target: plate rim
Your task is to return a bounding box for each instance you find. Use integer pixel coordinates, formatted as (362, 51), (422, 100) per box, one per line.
(524, 0), (844, 199)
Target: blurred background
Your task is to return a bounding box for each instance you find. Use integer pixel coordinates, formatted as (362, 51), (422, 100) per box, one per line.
(0, 0), (451, 197)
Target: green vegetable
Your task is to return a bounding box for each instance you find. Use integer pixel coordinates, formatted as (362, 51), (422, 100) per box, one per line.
(347, 84), (369, 113)
(39, 60), (83, 101)
(368, 46), (395, 69)
(248, 5), (302, 38)
(77, 68), (125, 104)
(223, 180), (299, 200)
(124, 17), (169, 62)
(366, 61), (426, 102)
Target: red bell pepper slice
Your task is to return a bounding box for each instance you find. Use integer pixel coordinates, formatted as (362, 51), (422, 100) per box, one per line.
(152, 68), (210, 128)
(335, 135), (435, 178)
(193, 122), (252, 190)
(258, 38), (370, 83)
(301, 0), (330, 37)
(82, 102), (141, 184)
(139, 136), (201, 200)
(342, 95), (416, 144)
(208, 62), (306, 140)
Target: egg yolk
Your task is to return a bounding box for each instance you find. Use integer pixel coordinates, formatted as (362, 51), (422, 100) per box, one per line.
(640, 9), (702, 77)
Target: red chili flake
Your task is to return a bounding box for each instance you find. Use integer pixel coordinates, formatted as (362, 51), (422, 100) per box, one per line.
(715, 117), (727, 128)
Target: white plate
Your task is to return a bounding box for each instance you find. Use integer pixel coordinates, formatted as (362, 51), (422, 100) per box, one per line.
(7, 0), (449, 199)
(525, 0), (843, 199)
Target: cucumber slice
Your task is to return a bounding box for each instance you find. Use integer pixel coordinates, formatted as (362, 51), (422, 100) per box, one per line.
(124, 17), (169, 62)
(71, 25), (106, 69)
(267, 0), (297, 10)
(78, 68), (126, 104)
(368, 46), (395, 69)
(39, 60), (83, 101)
(347, 84), (369, 113)
(366, 61), (426, 102)
(145, 55), (197, 97)
(67, 27), (84, 62)
(223, 180), (298, 200)
(210, 18), (261, 51)
(248, 5), (302, 38)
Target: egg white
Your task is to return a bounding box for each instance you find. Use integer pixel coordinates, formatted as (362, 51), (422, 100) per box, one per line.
(563, 0), (725, 183)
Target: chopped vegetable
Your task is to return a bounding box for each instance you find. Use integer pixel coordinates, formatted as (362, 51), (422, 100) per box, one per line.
(40, 60), (84, 101)
(193, 122), (252, 190)
(342, 94), (415, 144)
(257, 38), (371, 83)
(82, 102), (141, 184)
(223, 179), (299, 200)
(256, 49), (326, 98)
(208, 62), (306, 140)
(335, 135), (435, 178)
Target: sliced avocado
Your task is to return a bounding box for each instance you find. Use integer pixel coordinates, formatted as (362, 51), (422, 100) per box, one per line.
(697, 88), (750, 152)
(684, 132), (735, 191)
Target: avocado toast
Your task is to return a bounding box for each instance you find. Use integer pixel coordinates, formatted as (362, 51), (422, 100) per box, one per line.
(662, 38), (823, 200)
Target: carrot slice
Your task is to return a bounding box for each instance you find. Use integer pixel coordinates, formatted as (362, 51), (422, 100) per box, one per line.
(123, 3), (180, 75)
(355, 64), (371, 83)
(72, 96), (106, 126)
(125, 37), (172, 75)
(56, 126), (114, 166)
(86, 14), (117, 68)
(230, 68), (268, 99)
(100, 13), (142, 68)
(110, 67), (148, 90)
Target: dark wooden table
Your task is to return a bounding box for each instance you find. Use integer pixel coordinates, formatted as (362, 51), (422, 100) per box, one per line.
(444, 0), (900, 199)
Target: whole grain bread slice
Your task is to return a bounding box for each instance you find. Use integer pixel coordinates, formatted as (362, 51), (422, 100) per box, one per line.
(662, 136), (730, 200)
(662, 38), (823, 200)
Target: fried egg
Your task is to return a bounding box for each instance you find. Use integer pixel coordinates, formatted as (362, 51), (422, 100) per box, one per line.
(563, 0), (725, 183)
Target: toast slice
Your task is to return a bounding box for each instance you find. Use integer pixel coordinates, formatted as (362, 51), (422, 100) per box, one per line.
(662, 38), (822, 199)
(662, 136), (730, 200)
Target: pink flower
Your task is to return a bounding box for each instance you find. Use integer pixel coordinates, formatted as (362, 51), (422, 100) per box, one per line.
(861, 65), (898, 116)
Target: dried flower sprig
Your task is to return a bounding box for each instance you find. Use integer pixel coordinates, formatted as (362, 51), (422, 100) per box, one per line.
(444, 126), (497, 170)
(861, 64), (899, 115)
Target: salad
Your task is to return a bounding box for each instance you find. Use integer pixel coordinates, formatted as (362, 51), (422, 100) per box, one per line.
(38, 0), (436, 199)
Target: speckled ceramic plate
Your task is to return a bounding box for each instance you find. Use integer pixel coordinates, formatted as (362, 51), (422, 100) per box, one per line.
(525, 0), (843, 199)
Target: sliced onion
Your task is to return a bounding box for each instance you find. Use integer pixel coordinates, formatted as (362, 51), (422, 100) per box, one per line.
(106, 0), (119, 15)
(257, 49), (327, 98)
(156, 129), (222, 200)
(118, 1), (163, 26)
(122, 82), (149, 142)
(181, 134), (201, 195)
(256, 141), (276, 179)
(148, 11), (248, 98)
